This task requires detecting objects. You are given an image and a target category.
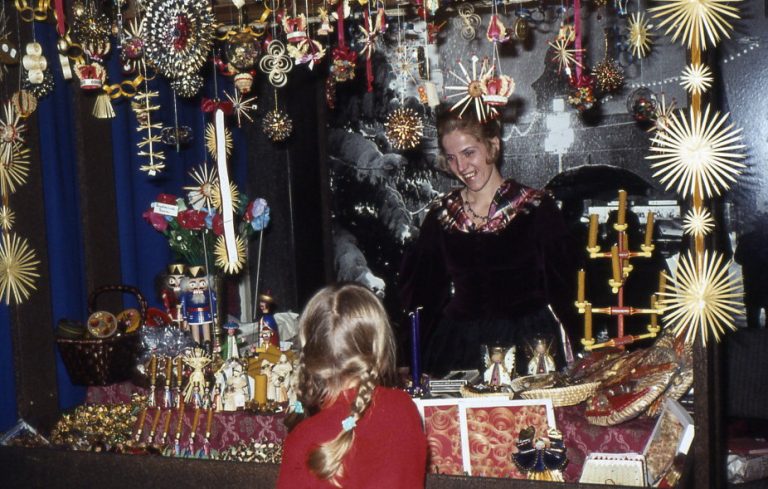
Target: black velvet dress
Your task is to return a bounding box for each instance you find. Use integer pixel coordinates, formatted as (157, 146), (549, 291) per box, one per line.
(399, 180), (578, 377)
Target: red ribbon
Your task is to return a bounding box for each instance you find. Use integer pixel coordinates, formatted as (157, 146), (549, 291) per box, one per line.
(200, 98), (234, 115)
(573, 0), (583, 80)
(55, 0), (65, 37)
(363, 10), (373, 93)
(337, 0), (346, 48)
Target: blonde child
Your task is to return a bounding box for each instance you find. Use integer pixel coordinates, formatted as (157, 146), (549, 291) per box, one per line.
(277, 283), (427, 488)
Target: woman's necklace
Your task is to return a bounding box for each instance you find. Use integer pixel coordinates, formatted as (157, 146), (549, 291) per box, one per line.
(463, 191), (490, 222)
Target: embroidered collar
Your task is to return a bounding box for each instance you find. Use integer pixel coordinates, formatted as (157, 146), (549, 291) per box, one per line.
(435, 180), (547, 233)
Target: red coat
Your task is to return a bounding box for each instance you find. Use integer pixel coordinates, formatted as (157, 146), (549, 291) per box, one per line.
(277, 386), (427, 489)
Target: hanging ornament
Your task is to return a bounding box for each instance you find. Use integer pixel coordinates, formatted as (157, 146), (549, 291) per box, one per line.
(142, 0), (215, 95)
(682, 207), (715, 238)
(626, 87), (657, 122)
(385, 107), (423, 151)
(184, 164), (218, 210)
(205, 123), (233, 162)
(649, 93), (676, 134)
(160, 126), (193, 147)
(510, 18), (530, 42)
(120, 18), (146, 75)
(486, 14), (509, 44)
(454, 3), (481, 41)
(22, 42), (47, 84)
(659, 251), (742, 345)
(0, 143), (30, 196)
(592, 58), (624, 93)
(287, 39), (326, 70)
(627, 12), (653, 59)
(225, 28), (261, 71)
(317, 7), (333, 36)
(568, 85), (597, 112)
(262, 110), (293, 142)
(445, 56), (497, 122)
(215, 235), (246, 274)
(0, 103), (26, 167)
(224, 90), (258, 127)
(647, 105), (746, 198)
(0, 232), (40, 305)
(71, 1), (111, 61)
(482, 72), (515, 108)
(170, 75), (205, 98)
(680, 63), (713, 96)
(329, 0), (356, 84)
(22, 68), (54, 99)
(259, 40), (293, 87)
(649, 0), (740, 49)
(282, 14), (308, 44)
(548, 29), (584, 76)
(133, 89), (166, 176)
(233, 72), (255, 94)
(0, 206), (15, 231)
(10, 91), (36, 119)
(74, 61), (106, 90)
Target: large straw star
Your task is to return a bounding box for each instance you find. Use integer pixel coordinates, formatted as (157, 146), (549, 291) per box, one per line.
(649, 0), (741, 49)
(0, 232), (40, 304)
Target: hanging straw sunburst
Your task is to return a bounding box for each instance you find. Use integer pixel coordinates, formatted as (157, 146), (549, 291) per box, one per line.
(0, 232), (40, 304)
(649, 93), (677, 134)
(646, 105), (746, 198)
(627, 12), (653, 59)
(649, 0), (741, 49)
(548, 37), (584, 74)
(682, 206), (715, 237)
(205, 122), (233, 161)
(0, 206), (14, 231)
(680, 63), (714, 95)
(0, 143), (31, 197)
(214, 234), (246, 274)
(0, 102), (25, 167)
(659, 251), (743, 345)
(224, 90), (258, 127)
(184, 163), (218, 210)
(211, 181), (241, 212)
(445, 56), (496, 122)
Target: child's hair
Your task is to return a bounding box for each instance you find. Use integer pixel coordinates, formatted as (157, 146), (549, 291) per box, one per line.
(296, 283), (397, 486)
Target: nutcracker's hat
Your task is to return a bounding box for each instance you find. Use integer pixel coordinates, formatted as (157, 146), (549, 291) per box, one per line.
(167, 263), (186, 275)
(187, 265), (207, 278)
(258, 288), (275, 304)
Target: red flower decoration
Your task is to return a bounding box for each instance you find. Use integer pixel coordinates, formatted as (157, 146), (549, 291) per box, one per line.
(212, 213), (224, 236)
(177, 209), (207, 230)
(156, 193), (179, 205)
(142, 209), (168, 232)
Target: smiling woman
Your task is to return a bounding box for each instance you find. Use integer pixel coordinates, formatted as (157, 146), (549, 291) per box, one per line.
(399, 108), (580, 378)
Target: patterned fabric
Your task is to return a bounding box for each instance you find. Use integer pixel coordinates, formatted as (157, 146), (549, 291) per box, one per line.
(87, 382), (286, 451)
(435, 180), (547, 234)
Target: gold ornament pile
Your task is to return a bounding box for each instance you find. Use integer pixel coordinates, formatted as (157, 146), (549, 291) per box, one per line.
(50, 397), (146, 451)
(212, 439), (283, 463)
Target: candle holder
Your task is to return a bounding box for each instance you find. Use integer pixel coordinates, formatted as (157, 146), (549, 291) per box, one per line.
(575, 190), (664, 352)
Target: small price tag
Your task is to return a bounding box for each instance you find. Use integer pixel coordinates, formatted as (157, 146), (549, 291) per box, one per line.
(152, 202), (179, 217)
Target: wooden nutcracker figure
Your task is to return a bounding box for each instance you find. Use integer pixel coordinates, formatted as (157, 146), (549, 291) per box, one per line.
(180, 266), (217, 353)
(161, 263), (186, 328)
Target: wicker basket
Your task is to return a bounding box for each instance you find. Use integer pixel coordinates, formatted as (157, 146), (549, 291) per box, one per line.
(520, 381), (600, 407)
(56, 285), (147, 386)
(459, 384), (513, 399)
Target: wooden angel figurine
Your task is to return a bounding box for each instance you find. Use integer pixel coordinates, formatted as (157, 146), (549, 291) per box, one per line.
(527, 337), (556, 376)
(482, 345), (515, 388)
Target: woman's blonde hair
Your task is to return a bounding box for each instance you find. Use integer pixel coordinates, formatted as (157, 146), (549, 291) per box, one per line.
(296, 283), (397, 486)
(435, 108), (502, 173)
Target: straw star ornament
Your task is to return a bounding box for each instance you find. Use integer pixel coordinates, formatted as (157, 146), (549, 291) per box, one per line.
(205, 123), (233, 162)
(0, 206), (14, 231)
(680, 63), (714, 95)
(215, 234), (246, 274)
(445, 56), (495, 121)
(649, 93), (677, 134)
(0, 102), (25, 167)
(0, 143), (30, 197)
(646, 105), (746, 198)
(649, 0), (741, 49)
(184, 164), (217, 210)
(549, 37), (584, 74)
(682, 206), (715, 238)
(0, 232), (40, 305)
(660, 251), (743, 345)
(627, 12), (653, 58)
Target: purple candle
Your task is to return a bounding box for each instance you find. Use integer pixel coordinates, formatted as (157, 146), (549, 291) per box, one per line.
(410, 308), (422, 389)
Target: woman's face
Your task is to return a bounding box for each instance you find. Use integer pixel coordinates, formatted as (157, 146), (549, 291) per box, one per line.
(441, 129), (501, 193)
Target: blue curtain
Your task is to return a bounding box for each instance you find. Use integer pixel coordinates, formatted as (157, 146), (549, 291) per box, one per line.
(0, 22), (249, 430)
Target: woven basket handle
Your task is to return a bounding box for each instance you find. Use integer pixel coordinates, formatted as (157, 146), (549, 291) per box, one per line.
(88, 285), (148, 324)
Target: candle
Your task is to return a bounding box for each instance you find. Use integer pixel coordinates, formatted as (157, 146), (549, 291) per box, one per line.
(148, 407), (162, 443)
(650, 296), (658, 329)
(205, 408), (214, 438)
(410, 308), (422, 389)
(658, 271), (667, 295)
(161, 408), (172, 442)
(617, 190), (627, 227)
(584, 303), (593, 342)
(165, 356), (173, 386)
(135, 408), (147, 437)
(577, 269), (585, 303)
(611, 245), (621, 283)
(644, 212), (655, 247)
(255, 374), (267, 405)
(149, 355), (157, 385)
(191, 408), (201, 435)
(587, 214), (599, 249)
(175, 401), (185, 438)
(176, 356), (183, 385)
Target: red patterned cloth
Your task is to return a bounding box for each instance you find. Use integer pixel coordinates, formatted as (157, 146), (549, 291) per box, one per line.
(86, 382), (286, 451)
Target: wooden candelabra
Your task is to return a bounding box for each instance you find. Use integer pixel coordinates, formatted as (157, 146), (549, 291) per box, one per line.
(575, 190), (664, 351)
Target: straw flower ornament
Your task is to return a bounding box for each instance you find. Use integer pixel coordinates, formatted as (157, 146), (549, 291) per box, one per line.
(0, 206), (14, 231)
(627, 12), (653, 59)
(0, 232), (40, 305)
(646, 105), (746, 198)
(659, 251), (743, 345)
(680, 63), (714, 95)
